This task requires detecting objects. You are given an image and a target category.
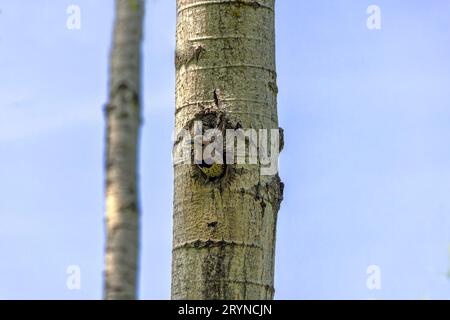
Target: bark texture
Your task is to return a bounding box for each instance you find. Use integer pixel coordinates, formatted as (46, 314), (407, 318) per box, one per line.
(172, 0), (283, 299)
(104, 0), (144, 300)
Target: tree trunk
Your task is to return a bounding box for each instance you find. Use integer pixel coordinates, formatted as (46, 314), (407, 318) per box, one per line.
(172, 0), (283, 300)
(104, 0), (144, 300)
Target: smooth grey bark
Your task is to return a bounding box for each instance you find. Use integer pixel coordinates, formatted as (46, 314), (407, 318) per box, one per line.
(172, 0), (283, 299)
(104, 0), (144, 300)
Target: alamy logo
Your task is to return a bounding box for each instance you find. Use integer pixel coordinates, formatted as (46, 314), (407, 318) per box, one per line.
(366, 265), (382, 290)
(367, 5), (381, 30)
(173, 121), (281, 176)
(66, 265), (81, 290)
(66, 5), (81, 30)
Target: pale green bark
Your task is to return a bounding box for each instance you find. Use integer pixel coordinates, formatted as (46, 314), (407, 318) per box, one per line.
(104, 0), (144, 300)
(172, 0), (283, 300)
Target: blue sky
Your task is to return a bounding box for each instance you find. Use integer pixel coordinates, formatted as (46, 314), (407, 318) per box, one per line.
(0, 0), (449, 299)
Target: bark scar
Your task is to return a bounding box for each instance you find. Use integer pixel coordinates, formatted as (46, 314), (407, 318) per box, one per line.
(175, 45), (206, 70)
(213, 89), (220, 108)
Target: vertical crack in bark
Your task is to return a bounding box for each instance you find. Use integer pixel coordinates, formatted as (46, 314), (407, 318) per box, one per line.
(213, 89), (220, 108)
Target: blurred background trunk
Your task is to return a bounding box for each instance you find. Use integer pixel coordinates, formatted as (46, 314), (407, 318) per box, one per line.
(104, 0), (144, 300)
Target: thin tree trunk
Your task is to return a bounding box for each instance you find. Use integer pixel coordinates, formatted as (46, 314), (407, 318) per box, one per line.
(104, 0), (144, 300)
(172, 0), (283, 299)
